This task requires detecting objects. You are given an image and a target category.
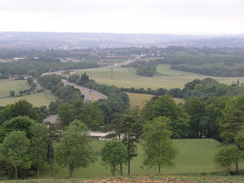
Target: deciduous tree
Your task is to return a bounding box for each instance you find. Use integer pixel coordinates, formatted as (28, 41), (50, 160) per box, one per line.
(30, 123), (49, 178)
(101, 140), (127, 176)
(142, 116), (178, 174)
(214, 145), (240, 175)
(0, 131), (30, 180)
(54, 120), (95, 178)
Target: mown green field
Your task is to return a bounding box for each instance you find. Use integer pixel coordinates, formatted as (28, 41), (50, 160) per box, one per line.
(37, 139), (244, 179)
(0, 91), (57, 107)
(75, 64), (241, 90)
(0, 79), (30, 98)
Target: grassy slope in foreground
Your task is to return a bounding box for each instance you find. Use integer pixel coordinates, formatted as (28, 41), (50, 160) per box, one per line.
(0, 79), (30, 98)
(0, 91), (57, 107)
(75, 64), (241, 90)
(38, 139), (244, 179)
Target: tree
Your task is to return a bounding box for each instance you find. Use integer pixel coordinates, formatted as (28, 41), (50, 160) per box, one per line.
(78, 102), (104, 130)
(142, 116), (178, 174)
(0, 100), (42, 125)
(28, 69), (38, 77)
(9, 90), (15, 97)
(219, 95), (244, 143)
(30, 123), (49, 178)
(142, 95), (189, 138)
(218, 95), (244, 173)
(57, 103), (76, 127)
(1, 116), (36, 140)
(44, 121), (61, 178)
(54, 120), (95, 178)
(214, 145), (240, 175)
(101, 140), (127, 176)
(184, 97), (205, 138)
(113, 107), (142, 176)
(0, 131), (30, 180)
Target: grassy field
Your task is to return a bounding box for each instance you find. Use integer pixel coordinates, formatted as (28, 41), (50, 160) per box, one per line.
(126, 92), (153, 108)
(74, 64), (242, 90)
(0, 79), (30, 98)
(127, 92), (184, 108)
(37, 138), (244, 179)
(0, 91), (57, 107)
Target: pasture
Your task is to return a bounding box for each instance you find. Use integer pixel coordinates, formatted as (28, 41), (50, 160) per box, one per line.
(74, 64), (242, 90)
(0, 91), (57, 107)
(0, 79), (30, 98)
(126, 92), (153, 108)
(39, 138), (244, 179)
(127, 92), (184, 108)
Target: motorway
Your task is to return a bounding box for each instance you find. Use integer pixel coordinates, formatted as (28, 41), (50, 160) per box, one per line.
(43, 77), (107, 123)
(62, 80), (107, 101)
(42, 61), (134, 123)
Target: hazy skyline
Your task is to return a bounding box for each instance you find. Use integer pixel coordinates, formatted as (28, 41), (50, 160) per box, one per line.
(0, 0), (243, 35)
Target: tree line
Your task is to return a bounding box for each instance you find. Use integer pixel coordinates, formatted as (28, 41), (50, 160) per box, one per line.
(0, 60), (100, 78)
(121, 78), (244, 99)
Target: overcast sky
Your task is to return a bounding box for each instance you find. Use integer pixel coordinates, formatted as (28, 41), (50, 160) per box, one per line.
(0, 0), (243, 35)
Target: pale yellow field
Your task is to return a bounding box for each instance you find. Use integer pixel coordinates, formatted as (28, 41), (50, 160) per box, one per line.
(127, 92), (185, 108)
(126, 92), (153, 108)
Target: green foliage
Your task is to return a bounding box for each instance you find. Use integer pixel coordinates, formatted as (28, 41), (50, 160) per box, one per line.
(57, 103), (76, 127)
(112, 107), (142, 176)
(181, 78), (244, 99)
(9, 90), (15, 97)
(28, 69), (38, 77)
(136, 65), (156, 77)
(27, 77), (36, 88)
(78, 102), (104, 131)
(235, 126), (244, 151)
(0, 59), (100, 76)
(101, 140), (127, 176)
(54, 120), (96, 178)
(57, 101), (103, 130)
(219, 94), (244, 143)
(0, 100), (42, 125)
(142, 116), (178, 174)
(53, 85), (84, 102)
(0, 131), (30, 179)
(166, 52), (244, 77)
(69, 74), (130, 124)
(142, 95), (189, 138)
(1, 116), (36, 140)
(30, 123), (49, 178)
(214, 145), (240, 175)
(38, 74), (63, 90)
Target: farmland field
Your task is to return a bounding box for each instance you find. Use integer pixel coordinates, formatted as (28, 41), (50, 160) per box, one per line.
(0, 79), (30, 98)
(38, 139), (244, 179)
(127, 92), (184, 108)
(0, 91), (57, 107)
(74, 64), (242, 90)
